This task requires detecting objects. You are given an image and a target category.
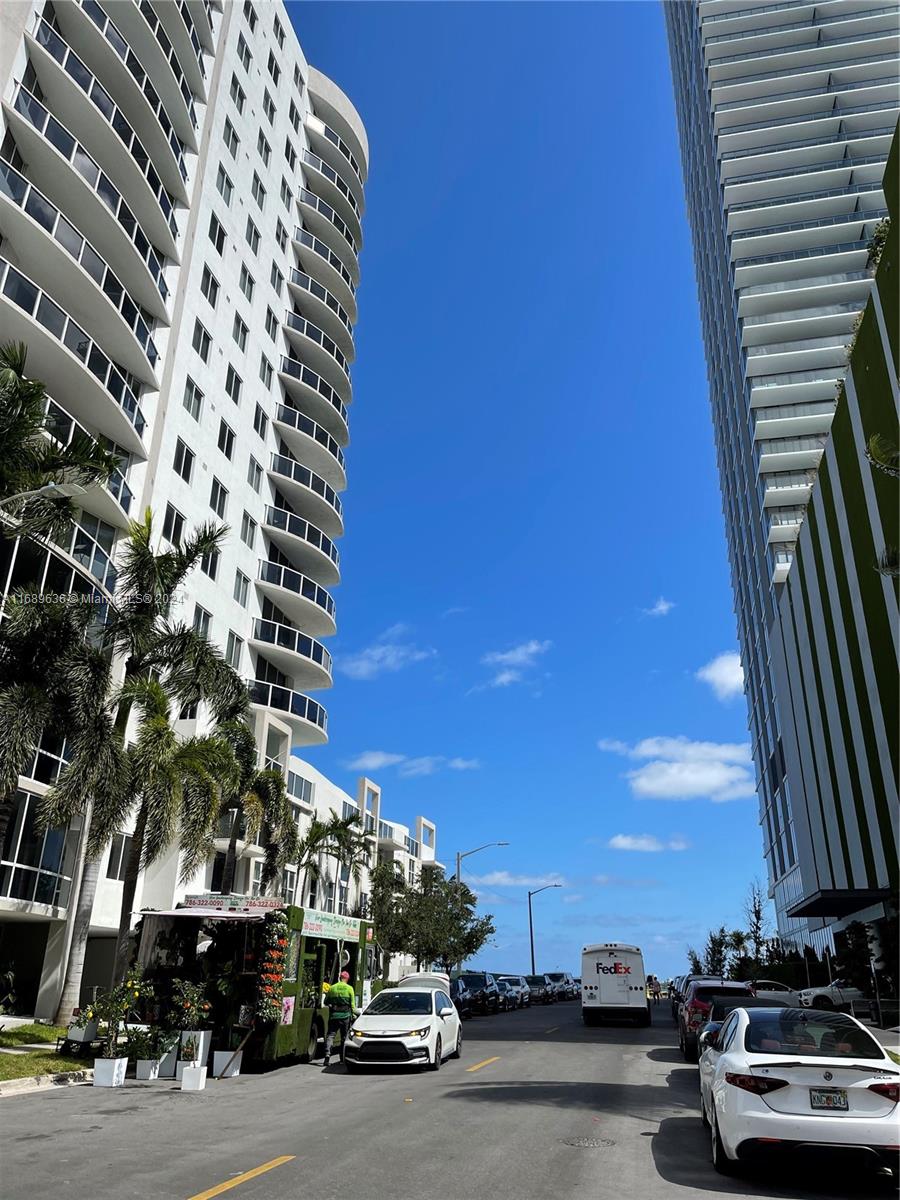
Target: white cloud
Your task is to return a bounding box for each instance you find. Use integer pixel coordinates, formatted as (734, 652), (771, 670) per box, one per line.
(696, 652), (744, 701)
(482, 639), (552, 669)
(442, 606), (469, 618)
(467, 870), (566, 888)
(344, 751), (407, 772)
(598, 735), (755, 802)
(344, 751), (481, 778)
(608, 834), (689, 853)
(336, 625), (436, 681)
(447, 757), (481, 771)
(643, 597), (675, 618)
(397, 756), (444, 778)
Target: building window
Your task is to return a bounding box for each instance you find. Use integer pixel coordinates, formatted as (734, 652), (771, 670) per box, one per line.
(251, 860), (263, 898)
(265, 307), (278, 340)
(162, 502), (184, 545)
(225, 630), (243, 669)
(192, 319), (211, 362)
(106, 832), (132, 882)
(200, 264), (219, 307)
(284, 140), (296, 173)
(270, 263), (283, 297)
(208, 212), (226, 254)
(263, 88), (276, 124)
(259, 355), (273, 389)
(243, 1), (257, 32)
(183, 376), (203, 420)
(210, 477), (228, 518)
(218, 419), (235, 459)
(223, 117), (239, 158)
(216, 163), (233, 206)
(232, 315), (248, 354)
(294, 63), (303, 90)
(275, 219), (288, 251)
(253, 403), (268, 438)
(273, 15), (285, 48)
(225, 363), (243, 404)
(256, 130), (271, 167)
(252, 172), (266, 210)
(229, 73), (246, 113)
(289, 99), (300, 133)
(280, 177), (291, 210)
(201, 549), (219, 580)
(268, 52), (281, 85)
(245, 217), (260, 255)
(173, 438), (194, 484)
(247, 456), (262, 492)
(240, 512), (257, 548)
(237, 32), (251, 71)
(179, 701), (198, 721)
(239, 264), (255, 302)
(193, 605), (211, 638)
(234, 569), (250, 607)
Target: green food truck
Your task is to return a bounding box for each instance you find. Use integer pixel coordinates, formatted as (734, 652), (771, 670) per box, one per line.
(137, 894), (375, 1067)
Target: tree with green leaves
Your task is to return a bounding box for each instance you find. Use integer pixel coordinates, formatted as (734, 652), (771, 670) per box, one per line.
(368, 861), (411, 970)
(743, 880), (770, 975)
(701, 926), (731, 976)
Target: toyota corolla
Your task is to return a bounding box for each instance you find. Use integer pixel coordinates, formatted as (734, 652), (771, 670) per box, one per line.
(343, 987), (461, 1072)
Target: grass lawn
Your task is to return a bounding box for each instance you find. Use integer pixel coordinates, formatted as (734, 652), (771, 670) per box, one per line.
(0, 1023), (67, 1046)
(0, 1023), (89, 1081)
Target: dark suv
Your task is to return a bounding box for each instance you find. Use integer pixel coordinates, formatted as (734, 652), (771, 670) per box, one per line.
(449, 976), (474, 1019)
(526, 974), (554, 1004)
(454, 971), (500, 1014)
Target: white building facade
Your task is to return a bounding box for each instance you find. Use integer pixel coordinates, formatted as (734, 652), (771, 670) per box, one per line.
(0, 0), (372, 1014)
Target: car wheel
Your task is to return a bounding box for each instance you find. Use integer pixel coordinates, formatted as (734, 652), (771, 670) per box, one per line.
(711, 1112), (735, 1175)
(430, 1035), (442, 1070)
(811, 995), (834, 1010)
(452, 1027), (462, 1059)
(300, 1023), (321, 1063)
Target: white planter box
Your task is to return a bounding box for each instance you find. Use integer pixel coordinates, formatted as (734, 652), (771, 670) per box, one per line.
(212, 1050), (242, 1078)
(180, 1029), (211, 1067)
(93, 1057), (128, 1087)
(67, 1020), (98, 1043)
(135, 1059), (160, 1081)
(157, 1044), (177, 1078)
(180, 1065), (207, 1092)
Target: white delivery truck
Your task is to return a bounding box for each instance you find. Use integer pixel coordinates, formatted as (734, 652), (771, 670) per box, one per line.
(581, 942), (650, 1026)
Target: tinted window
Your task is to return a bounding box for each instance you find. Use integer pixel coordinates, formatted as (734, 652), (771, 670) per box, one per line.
(365, 991), (432, 1016)
(720, 1014), (739, 1051)
(437, 992), (451, 1010)
(459, 974), (486, 987)
(526, 976), (544, 986)
(693, 987), (751, 1004)
(547, 973), (565, 982)
(745, 1012), (885, 1059)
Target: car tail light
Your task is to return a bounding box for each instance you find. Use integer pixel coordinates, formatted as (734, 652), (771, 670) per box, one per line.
(688, 1001), (709, 1028)
(725, 1072), (789, 1095)
(868, 1082), (900, 1104)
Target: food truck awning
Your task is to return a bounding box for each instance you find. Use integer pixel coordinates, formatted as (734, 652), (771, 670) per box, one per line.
(139, 908), (266, 921)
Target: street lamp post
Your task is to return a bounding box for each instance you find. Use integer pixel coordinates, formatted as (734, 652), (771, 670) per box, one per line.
(528, 884), (562, 975)
(453, 841), (509, 973)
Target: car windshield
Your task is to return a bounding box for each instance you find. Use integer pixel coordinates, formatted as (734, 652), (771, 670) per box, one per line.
(364, 991), (432, 1016)
(526, 976), (545, 986)
(745, 1012), (885, 1059)
(694, 987), (751, 1004)
(546, 973), (565, 982)
(500, 977), (519, 984)
(458, 974), (486, 987)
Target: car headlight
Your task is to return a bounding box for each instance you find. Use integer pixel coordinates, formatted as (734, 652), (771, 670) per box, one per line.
(405, 1026), (431, 1039)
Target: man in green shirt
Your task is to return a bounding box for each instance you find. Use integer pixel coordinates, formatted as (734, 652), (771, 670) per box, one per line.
(323, 971), (357, 1066)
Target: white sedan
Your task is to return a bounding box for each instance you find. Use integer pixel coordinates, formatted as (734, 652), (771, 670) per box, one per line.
(343, 987), (461, 1072)
(698, 1006), (900, 1178)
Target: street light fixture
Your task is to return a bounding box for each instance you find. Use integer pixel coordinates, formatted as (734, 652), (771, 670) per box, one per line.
(0, 481), (89, 508)
(528, 883), (562, 975)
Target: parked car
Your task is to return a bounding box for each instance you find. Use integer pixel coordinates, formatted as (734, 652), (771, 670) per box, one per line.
(496, 980), (516, 1011)
(798, 979), (868, 1011)
(546, 972), (577, 1000)
(344, 986), (462, 1071)
(498, 975), (530, 1007)
(671, 974), (687, 1018)
(679, 980), (754, 1061)
(673, 974), (726, 1020)
(453, 971), (501, 1014)
(449, 977), (474, 1020)
(697, 1006), (899, 1177)
(526, 974), (554, 1004)
(750, 979), (803, 1007)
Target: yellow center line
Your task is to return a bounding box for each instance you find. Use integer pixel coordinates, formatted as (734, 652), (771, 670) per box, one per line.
(186, 1156), (296, 1200)
(466, 1055), (500, 1073)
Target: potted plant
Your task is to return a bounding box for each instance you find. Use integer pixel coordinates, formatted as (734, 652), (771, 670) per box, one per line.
(128, 1027), (177, 1081)
(177, 1036), (207, 1090)
(172, 980), (213, 1070)
(66, 1007), (99, 1045)
(88, 972), (150, 1086)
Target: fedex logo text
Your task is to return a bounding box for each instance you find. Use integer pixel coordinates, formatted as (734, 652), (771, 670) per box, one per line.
(596, 962), (632, 975)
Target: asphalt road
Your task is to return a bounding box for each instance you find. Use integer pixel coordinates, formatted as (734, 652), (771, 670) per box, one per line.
(1, 1002), (895, 1200)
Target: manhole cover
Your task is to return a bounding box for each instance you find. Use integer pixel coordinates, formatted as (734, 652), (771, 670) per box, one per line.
(559, 1137), (615, 1148)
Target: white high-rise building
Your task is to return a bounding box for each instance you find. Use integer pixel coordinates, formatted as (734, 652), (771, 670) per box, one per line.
(0, 0), (373, 1013)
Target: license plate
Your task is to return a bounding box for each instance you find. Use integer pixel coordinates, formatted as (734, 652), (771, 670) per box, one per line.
(810, 1087), (848, 1111)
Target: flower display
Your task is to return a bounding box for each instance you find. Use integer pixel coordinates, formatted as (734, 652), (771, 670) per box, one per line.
(254, 909), (288, 1025)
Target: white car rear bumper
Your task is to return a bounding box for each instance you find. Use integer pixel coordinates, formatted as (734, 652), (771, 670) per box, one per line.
(721, 1105), (900, 1161)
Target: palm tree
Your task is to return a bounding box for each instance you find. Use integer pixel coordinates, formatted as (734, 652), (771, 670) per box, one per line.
(324, 810), (370, 892)
(0, 341), (118, 541)
(216, 721), (298, 896)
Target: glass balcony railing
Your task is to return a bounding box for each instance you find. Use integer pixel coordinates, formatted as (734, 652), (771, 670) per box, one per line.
(757, 435), (828, 455)
(0, 257), (146, 437)
(293, 228), (357, 297)
(342, 800), (360, 821)
(726, 151), (889, 189)
(404, 836), (420, 858)
(767, 505), (806, 526)
(752, 400), (836, 420)
(706, 5), (896, 46)
(251, 618), (332, 675)
(719, 98), (900, 138)
(301, 148), (362, 220)
(737, 238), (869, 269)
(45, 398), (133, 514)
(173, 0), (206, 77)
(257, 560), (335, 619)
(263, 506), (339, 568)
(377, 821), (392, 840)
(307, 115), (365, 188)
(133, 0), (199, 128)
(32, 18), (181, 231)
(364, 812), (376, 833)
(708, 27), (898, 68)
(721, 124), (898, 162)
(732, 206), (888, 246)
(269, 453), (343, 519)
(729, 181), (884, 217)
(298, 187), (359, 257)
(247, 679), (328, 733)
(711, 48), (899, 91)
(762, 470), (815, 489)
(275, 404), (345, 471)
(0, 159), (159, 369)
(706, 1), (821, 26)
(740, 269), (872, 298)
(279, 356), (349, 429)
(288, 268), (354, 339)
(55, 514), (118, 592)
(283, 310), (351, 378)
(11, 84), (169, 302)
(715, 72), (899, 114)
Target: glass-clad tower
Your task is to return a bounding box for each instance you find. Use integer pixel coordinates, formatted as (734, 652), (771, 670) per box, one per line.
(664, 0), (899, 947)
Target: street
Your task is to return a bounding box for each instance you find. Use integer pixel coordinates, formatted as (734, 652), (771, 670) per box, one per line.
(1, 1002), (894, 1200)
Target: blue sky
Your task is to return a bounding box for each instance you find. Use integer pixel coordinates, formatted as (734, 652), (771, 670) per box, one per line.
(286, 0), (770, 979)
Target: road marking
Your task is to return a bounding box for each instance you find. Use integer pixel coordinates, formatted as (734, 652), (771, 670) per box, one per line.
(544, 1026), (559, 1034)
(186, 1156), (295, 1200)
(466, 1055), (500, 1073)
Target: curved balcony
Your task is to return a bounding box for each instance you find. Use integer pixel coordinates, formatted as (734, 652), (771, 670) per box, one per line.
(278, 356), (349, 445)
(5, 85), (170, 319)
(268, 454), (343, 538)
(262, 507), (340, 586)
(287, 268), (355, 359)
(282, 310), (351, 399)
(293, 228), (357, 320)
(307, 68), (369, 183)
(185, 0), (215, 52)
(0, 159), (159, 384)
(50, 3), (192, 188)
(0, 257), (147, 456)
(301, 150), (363, 241)
(273, 404), (346, 490)
(298, 186), (360, 271)
(157, 0), (207, 96)
(28, 19), (180, 254)
(246, 679), (328, 747)
(255, 560), (336, 637)
(249, 619), (333, 690)
(305, 114), (366, 206)
(44, 399), (133, 529)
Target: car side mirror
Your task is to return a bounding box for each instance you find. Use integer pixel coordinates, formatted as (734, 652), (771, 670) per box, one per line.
(699, 1025), (722, 1052)
(439, 1006), (452, 1017)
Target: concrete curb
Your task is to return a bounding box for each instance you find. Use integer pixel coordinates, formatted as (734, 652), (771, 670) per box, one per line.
(0, 1069), (93, 1097)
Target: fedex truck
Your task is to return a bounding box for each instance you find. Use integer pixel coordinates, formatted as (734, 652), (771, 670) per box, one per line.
(581, 943), (650, 1026)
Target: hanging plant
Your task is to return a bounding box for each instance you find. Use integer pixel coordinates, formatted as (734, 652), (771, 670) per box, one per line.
(254, 909), (289, 1025)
